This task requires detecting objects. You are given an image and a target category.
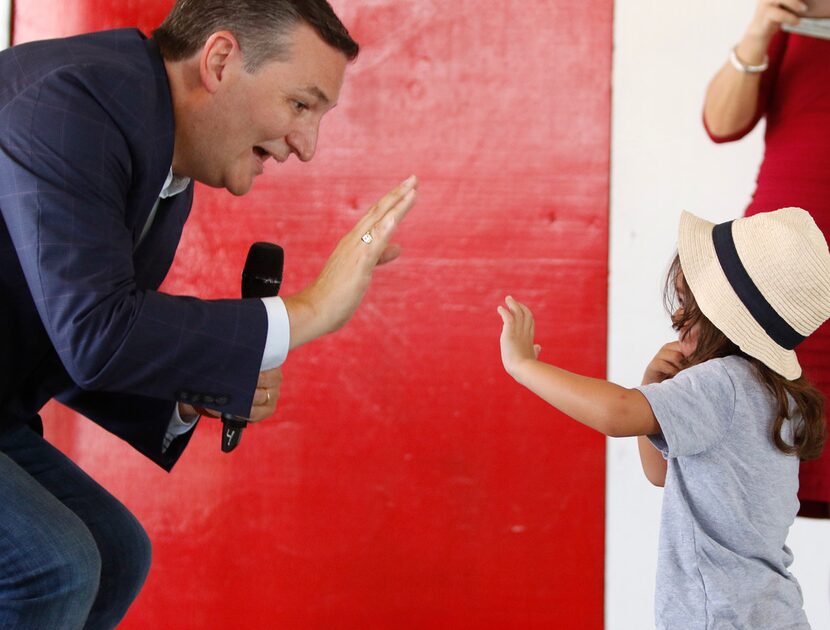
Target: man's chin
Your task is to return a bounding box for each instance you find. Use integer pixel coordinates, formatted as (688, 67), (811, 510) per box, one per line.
(225, 177), (255, 197)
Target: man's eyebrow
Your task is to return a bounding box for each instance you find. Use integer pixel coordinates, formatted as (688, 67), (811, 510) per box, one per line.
(300, 86), (331, 105)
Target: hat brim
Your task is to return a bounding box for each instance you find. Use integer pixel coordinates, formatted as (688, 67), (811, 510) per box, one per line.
(677, 210), (802, 380)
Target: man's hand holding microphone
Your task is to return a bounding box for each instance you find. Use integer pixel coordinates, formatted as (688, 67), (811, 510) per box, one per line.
(179, 175), (418, 442)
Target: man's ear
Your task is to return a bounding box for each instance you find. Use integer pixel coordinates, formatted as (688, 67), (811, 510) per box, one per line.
(198, 31), (242, 93)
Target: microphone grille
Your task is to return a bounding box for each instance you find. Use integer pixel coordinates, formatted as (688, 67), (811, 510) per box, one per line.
(244, 242), (284, 278)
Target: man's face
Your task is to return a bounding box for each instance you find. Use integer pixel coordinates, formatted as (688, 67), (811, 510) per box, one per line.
(199, 23), (348, 195)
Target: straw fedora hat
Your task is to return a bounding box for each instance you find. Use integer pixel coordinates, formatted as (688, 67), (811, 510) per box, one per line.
(677, 207), (830, 380)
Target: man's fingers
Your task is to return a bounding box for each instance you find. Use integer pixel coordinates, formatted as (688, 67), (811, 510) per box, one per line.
(362, 188), (417, 245)
(376, 243), (402, 266)
(369, 175), (418, 220)
(357, 177), (418, 239)
(252, 372), (281, 408)
(252, 387), (269, 406)
(256, 367), (282, 389)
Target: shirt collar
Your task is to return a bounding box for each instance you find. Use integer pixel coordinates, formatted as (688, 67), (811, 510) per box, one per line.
(159, 168), (191, 199)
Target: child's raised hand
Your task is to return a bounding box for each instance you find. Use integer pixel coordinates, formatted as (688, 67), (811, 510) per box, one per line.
(641, 342), (685, 386)
(497, 296), (542, 377)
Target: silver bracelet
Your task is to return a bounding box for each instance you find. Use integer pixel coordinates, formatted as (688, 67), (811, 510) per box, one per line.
(729, 45), (769, 73)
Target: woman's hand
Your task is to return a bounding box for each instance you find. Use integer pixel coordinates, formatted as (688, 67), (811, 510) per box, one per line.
(497, 296), (542, 379)
(741, 0), (806, 60)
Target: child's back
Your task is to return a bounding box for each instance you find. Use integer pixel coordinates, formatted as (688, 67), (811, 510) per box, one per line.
(639, 355), (808, 628)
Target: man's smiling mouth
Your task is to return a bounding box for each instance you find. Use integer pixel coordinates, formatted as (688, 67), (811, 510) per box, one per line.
(253, 146), (271, 162)
(253, 146), (288, 164)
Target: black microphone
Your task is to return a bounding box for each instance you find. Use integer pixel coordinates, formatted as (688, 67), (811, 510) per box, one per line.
(222, 242), (284, 453)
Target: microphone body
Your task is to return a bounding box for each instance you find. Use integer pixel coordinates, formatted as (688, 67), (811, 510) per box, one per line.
(222, 242), (284, 453)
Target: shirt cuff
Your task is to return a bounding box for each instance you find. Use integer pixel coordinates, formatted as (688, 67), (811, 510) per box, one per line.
(261, 296), (290, 369)
(163, 404), (199, 452)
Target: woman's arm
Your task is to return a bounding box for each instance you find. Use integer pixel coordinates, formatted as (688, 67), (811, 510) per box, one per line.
(703, 0), (803, 137)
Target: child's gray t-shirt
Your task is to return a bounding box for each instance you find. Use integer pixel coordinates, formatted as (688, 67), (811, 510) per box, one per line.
(637, 355), (809, 629)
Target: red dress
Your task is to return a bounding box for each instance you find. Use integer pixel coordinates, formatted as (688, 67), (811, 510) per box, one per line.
(705, 32), (830, 514)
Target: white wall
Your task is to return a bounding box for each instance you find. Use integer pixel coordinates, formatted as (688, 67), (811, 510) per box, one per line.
(1, 0), (9, 50)
(608, 1), (830, 628)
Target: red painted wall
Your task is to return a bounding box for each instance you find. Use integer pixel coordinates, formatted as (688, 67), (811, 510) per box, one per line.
(15, 1), (611, 627)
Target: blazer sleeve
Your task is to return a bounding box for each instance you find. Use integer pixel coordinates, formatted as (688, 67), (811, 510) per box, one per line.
(0, 68), (267, 419)
(55, 387), (197, 471)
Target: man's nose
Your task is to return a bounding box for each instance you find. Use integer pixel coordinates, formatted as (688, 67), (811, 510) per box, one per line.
(287, 122), (319, 162)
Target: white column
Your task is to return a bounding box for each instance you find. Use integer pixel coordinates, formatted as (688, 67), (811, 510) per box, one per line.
(0, 0), (9, 50)
(607, 0), (830, 627)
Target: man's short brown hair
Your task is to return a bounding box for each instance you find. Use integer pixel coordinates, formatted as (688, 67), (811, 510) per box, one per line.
(153, 0), (359, 71)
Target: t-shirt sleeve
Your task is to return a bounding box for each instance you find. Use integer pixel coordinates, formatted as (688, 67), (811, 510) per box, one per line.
(636, 360), (737, 458)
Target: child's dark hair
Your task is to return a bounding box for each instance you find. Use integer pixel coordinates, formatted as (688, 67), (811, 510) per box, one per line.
(665, 254), (826, 460)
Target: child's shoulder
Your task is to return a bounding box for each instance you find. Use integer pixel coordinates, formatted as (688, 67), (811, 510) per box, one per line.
(684, 355), (760, 392)
(700, 354), (752, 372)
(683, 354), (750, 375)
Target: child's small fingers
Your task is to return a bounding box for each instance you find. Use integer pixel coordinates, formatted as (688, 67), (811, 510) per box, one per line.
(505, 296), (523, 321)
(657, 359), (680, 375)
(497, 305), (512, 324)
(522, 306), (534, 333)
(517, 301), (534, 326)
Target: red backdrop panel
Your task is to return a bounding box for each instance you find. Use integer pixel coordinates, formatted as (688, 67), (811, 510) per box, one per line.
(14, 1), (611, 627)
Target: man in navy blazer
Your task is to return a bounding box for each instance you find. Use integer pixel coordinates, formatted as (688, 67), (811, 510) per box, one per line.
(0, 0), (418, 627)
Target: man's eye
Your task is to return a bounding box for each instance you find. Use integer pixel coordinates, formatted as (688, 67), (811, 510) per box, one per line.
(292, 100), (308, 112)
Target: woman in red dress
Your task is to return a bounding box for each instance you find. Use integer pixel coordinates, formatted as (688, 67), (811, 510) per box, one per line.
(703, 0), (830, 516)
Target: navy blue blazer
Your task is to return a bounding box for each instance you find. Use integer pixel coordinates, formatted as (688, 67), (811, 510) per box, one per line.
(0, 29), (268, 469)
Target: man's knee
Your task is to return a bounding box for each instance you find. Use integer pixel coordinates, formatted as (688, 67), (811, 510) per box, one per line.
(86, 505), (152, 628)
(0, 517), (102, 628)
(122, 517), (152, 593)
(51, 528), (103, 606)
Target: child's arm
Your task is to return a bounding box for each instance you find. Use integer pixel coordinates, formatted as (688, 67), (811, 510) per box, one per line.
(498, 297), (660, 438)
(636, 342), (686, 487)
(637, 437), (666, 487)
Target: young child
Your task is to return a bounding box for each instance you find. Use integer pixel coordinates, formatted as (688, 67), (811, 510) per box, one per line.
(498, 207), (830, 628)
